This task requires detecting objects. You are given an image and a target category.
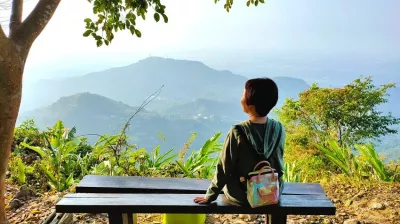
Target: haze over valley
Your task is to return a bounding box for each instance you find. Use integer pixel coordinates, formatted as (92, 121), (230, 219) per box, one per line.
(18, 57), (400, 159)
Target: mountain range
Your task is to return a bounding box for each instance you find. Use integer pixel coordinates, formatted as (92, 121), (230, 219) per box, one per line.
(20, 57), (309, 113)
(18, 57), (399, 158)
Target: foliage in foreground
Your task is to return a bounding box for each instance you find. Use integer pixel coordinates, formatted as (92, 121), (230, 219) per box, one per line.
(315, 139), (399, 182)
(9, 119), (399, 195)
(9, 120), (222, 192)
(283, 140), (400, 184)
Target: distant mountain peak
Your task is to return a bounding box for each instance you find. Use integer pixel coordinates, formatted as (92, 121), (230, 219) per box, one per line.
(56, 92), (117, 103)
(134, 56), (208, 68)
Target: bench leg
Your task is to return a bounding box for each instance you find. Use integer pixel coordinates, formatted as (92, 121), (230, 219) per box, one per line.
(108, 213), (136, 224)
(265, 214), (287, 224)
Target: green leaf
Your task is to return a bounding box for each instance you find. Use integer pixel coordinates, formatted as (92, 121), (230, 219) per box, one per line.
(40, 164), (58, 189)
(66, 173), (74, 187)
(158, 154), (178, 167)
(260, 0), (265, 3)
(154, 13), (160, 22)
(21, 142), (47, 159)
(96, 39), (103, 47)
(162, 14), (168, 23)
(84, 18), (92, 23)
(135, 29), (142, 38)
(255, 0), (259, 6)
(129, 26), (135, 35)
(314, 143), (351, 176)
(17, 159), (26, 185)
(246, 1), (250, 7)
(356, 144), (389, 181)
(176, 161), (191, 177)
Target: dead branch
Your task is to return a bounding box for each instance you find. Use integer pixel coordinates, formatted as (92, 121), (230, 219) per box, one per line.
(113, 85), (164, 164)
(120, 85), (164, 137)
(77, 85), (164, 166)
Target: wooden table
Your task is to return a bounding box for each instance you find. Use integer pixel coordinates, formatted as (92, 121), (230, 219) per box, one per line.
(56, 175), (336, 224)
(75, 175), (327, 195)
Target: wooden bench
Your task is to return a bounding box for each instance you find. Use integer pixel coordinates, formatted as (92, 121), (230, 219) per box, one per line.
(56, 175), (336, 224)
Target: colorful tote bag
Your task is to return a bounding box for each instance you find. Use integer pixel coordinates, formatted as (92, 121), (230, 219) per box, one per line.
(246, 161), (280, 208)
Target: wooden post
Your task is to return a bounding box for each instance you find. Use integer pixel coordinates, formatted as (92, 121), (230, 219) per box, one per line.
(108, 213), (135, 224)
(265, 214), (287, 224)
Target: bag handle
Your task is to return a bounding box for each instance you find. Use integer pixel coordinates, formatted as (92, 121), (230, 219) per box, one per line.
(253, 161), (271, 172)
(256, 165), (275, 182)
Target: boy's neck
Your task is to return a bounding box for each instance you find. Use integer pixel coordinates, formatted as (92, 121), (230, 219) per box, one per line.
(249, 115), (267, 124)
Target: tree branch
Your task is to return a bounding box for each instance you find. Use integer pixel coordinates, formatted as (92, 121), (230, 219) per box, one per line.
(9, 0), (23, 34)
(10, 0), (61, 46)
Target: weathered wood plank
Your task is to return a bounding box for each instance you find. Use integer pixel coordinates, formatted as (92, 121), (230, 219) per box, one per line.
(76, 175), (325, 195)
(56, 193), (336, 216)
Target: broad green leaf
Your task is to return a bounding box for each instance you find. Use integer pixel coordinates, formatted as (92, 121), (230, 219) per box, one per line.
(162, 14), (168, 23)
(83, 30), (93, 37)
(135, 29), (142, 38)
(129, 26), (135, 35)
(154, 13), (160, 22)
(20, 142), (47, 159)
(157, 153), (178, 167)
(356, 144), (389, 181)
(17, 159), (26, 185)
(66, 173), (74, 187)
(40, 164), (58, 188)
(176, 161), (191, 177)
(156, 148), (177, 167)
(314, 143), (350, 176)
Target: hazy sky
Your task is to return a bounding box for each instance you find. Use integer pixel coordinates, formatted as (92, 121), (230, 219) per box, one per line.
(2, 0), (399, 81)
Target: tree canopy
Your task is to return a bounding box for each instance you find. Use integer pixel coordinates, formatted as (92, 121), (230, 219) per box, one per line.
(277, 77), (400, 151)
(81, 0), (265, 46)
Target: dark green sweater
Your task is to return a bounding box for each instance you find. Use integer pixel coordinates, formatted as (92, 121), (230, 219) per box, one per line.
(205, 119), (285, 205)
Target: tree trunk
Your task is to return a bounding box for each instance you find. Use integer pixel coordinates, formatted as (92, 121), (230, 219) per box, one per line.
(0, 37), (26, 224)
(0, 0), (62, 221)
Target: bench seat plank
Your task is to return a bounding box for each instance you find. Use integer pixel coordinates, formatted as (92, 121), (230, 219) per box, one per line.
(76, 175), (325, 195)
(56, 193), (335, 216)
